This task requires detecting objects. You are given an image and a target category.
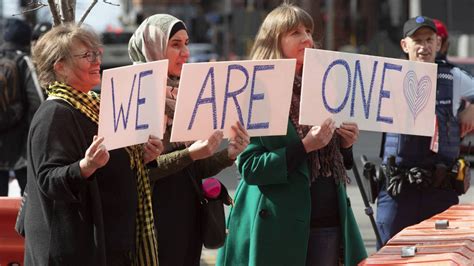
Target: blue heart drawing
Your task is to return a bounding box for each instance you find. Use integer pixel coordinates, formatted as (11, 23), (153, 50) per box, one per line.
(403, 71), (431, 122)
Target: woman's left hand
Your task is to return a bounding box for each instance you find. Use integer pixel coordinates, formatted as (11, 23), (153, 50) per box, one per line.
(143, 134), (164, 164)
(336, 122), (359, 148)
(228, 121), (250, 160)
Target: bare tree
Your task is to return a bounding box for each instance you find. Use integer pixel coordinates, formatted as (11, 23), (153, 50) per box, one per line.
(47, 0), (62, 25)
(78, 0), (98, 26)
(21, 0), (119, 26)
(60, 0), (76, 23)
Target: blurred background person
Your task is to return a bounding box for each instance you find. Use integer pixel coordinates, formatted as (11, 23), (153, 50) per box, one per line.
(433, 19), (450, 61)
(23, 23), (163, 265)
(31, 22), (53, 49)
(128, 13), (250, 266)
(433, 18), (473, 84)
(216, 3), (366, 266)
(0, 18), (43, 196)
(433, 18), (474, 138)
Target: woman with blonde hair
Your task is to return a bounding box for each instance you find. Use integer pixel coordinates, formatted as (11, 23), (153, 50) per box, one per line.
(23, 23), (163, 265)
(217, 3), (367, 266)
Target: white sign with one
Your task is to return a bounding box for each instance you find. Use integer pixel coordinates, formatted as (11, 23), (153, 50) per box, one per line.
(98, 60), (168, 150)
(300, 48), (437, 136)
(171, 59), (296, 142)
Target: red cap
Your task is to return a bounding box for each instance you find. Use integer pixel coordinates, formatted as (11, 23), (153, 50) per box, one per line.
(433, 19), (448, 40)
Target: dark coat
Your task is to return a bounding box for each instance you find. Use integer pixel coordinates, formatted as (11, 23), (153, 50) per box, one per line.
(23, 99), (137, 265)
(0, 42), (43, 170)
(150, 147), (234, 266)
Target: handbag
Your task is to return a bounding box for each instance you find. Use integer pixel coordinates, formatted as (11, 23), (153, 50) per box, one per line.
(190, 176), (233, 249)
(15, 191), (27, 237)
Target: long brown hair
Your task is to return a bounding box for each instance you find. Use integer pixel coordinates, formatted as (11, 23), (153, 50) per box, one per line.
(250, 3), (314, 60)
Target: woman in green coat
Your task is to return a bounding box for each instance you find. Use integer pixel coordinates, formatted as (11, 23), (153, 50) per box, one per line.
(217, 3), (367, 266)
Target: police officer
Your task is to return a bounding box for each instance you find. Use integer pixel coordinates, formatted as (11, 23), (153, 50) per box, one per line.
(375, 16), (474, 248)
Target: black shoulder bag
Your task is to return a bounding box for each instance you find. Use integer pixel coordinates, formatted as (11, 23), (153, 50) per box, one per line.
(189, 175), (233, 249)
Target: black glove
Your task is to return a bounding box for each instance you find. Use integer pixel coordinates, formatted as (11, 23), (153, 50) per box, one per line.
(407, 167), (432, 187)
(386, 173), (404, 197)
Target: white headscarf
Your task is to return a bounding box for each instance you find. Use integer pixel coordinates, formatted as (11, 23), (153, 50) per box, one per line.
(129, 14), (191, 151)
(128, 14), (186, 63)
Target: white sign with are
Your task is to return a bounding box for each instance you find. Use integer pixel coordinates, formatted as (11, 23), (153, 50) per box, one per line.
(300, 48), (437, 136)
(98, 60), (168, 150)
(171, 59), (296, 142)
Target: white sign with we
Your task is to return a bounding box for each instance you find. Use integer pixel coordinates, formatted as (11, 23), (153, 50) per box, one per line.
(98, 60), (168, 150)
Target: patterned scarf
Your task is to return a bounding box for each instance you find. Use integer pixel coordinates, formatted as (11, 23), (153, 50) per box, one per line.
(288, 76), (348, 184)
(47, 81), (159, 265)
(162, 77), (192, 152)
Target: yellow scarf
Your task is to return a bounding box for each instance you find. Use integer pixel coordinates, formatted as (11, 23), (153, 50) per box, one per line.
(47, 81), (159, 265)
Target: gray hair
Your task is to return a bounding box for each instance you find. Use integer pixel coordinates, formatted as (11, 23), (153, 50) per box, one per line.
(32, 23), (101, 88)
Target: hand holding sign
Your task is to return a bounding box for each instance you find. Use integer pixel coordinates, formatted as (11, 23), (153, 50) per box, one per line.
(80, 135), (110, 178)
(188, 131), (224, 161)
(336, 122), (359, 148)
(228, 121), (250, 160)
(302, 118), (336, 153)
(143, 135), (164, 164)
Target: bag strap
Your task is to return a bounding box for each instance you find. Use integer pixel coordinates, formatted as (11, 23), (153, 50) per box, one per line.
(2, 49), (43, 103)
(1, 49), (26, 64)
(15, 192), (27, 237)
(187, 169), (208, 205)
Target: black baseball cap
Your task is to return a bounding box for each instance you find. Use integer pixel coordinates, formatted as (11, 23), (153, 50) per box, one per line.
(403, 16), (437, 38)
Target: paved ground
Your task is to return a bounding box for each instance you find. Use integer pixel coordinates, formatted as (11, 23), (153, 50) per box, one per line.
(8, 132), (473, 265)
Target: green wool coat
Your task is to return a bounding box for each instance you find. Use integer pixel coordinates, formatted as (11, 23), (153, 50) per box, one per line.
(216, 122), (367, 266)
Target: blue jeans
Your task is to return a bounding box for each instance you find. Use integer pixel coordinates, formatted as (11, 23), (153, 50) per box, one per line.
(306, 227), (341, 266)
(376, 186), (458, 250)
(375, 190), (397, 249)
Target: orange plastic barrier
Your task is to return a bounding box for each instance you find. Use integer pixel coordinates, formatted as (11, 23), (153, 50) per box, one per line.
(360, 253), (471, 265)
(377, 243), (474, 260)
(387, 228), (474, 246)
(0, 197), (24, 266)
(359, 204), (474, 265)
(448, 204), (474, 210)
(411, 220), (474, 229)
